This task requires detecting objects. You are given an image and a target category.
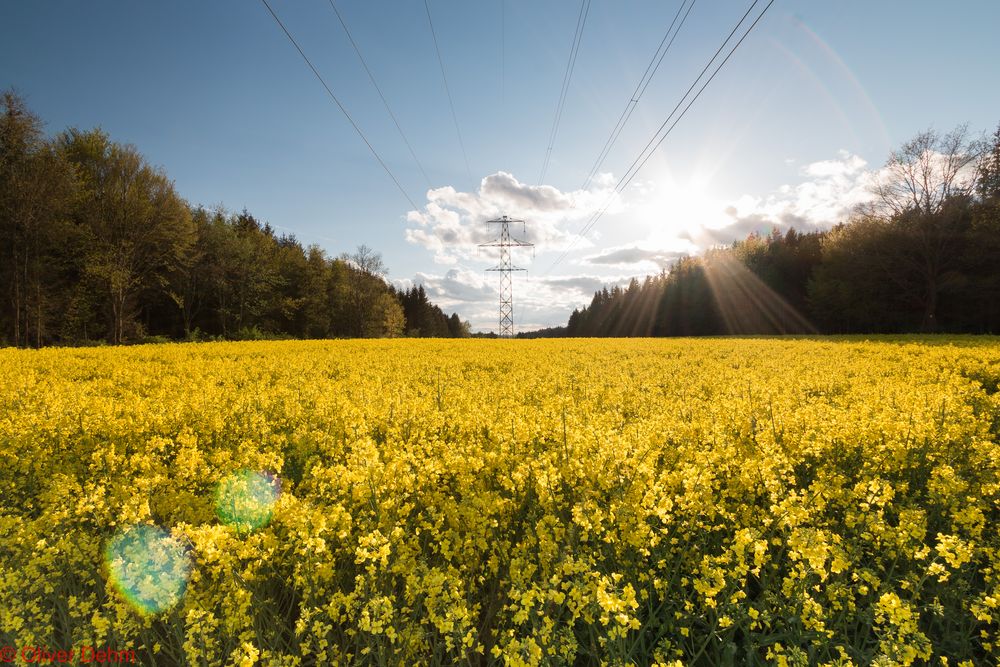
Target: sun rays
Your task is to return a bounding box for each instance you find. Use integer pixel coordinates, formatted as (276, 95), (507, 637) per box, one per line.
(703, 251), (817, 335)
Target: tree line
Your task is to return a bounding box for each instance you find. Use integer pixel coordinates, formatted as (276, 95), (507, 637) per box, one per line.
(564, 124), (1000, 337)
(0, 91), (469, 347)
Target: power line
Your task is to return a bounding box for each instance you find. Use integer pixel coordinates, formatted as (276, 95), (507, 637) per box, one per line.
(607, 0), (774, 205)
(538, 0), (592, 185)
(546, 0), (776, 274)
(556, 0), (773, 267)
(581, 0), (697, 190)
(327, 0), (432, 187)
(501, 0), (505, 105)
(259, 0), (420, 211)
(423, 0), (473, 181)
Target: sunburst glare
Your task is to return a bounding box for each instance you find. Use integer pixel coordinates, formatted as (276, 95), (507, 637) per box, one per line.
(215, 470), (281, 532)
(703, 252), (817, 334)
(105, 525), (191, 615)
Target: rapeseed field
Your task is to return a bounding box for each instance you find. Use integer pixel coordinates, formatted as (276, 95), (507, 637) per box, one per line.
(1, 338), (999, 665)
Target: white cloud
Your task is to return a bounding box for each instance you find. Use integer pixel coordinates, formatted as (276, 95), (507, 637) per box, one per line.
(731, 152), (874, 228)
(402, 265), (634, 331)
(803, 151), (867, 178)
(401, 152), (886, 331)
(678, 152), (877, 249)
(585, 245), (687, 270)
(541, 275), (629, 295)
(414, 267), (495, 304)
(404, 171), (618, 265)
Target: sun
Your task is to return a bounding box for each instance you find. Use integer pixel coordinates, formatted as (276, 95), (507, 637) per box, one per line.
(634, 174), (729, 249)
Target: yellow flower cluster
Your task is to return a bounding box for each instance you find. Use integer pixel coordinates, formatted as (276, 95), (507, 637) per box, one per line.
(1, 337), (999, 665)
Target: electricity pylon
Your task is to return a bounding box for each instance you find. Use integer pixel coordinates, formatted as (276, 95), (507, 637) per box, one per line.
(479, 215), (533, 337)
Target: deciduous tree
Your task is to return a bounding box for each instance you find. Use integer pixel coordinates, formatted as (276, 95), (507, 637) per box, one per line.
(58, 129), (194, 343)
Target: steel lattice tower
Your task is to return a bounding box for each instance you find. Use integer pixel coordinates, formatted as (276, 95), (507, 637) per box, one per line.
(479, 216), (533, 337)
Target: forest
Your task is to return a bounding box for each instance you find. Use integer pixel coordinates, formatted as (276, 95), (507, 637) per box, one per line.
(0, 90), (469, 347)
(562, 123), (1000, 337)
(7, 83), (1000, 345)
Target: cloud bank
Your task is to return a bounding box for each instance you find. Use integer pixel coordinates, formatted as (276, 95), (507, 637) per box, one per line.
(401, 152), (882, 330)
(698, 151), (875, 244)
(404, 171), (617, 265)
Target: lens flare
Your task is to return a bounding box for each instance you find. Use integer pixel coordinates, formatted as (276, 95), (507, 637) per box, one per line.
(215, 470), (280, 531)
(703, 252), (818, 335)
(105, 525), (191, 614)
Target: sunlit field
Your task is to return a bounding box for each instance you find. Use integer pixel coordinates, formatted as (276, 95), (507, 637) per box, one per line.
(2, 338), (999, 666)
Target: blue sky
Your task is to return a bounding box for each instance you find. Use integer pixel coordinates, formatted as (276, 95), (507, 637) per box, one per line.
(3, 1), (999, 331)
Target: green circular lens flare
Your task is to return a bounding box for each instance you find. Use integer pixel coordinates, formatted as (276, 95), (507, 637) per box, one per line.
(215, 470), (280, 531)
(105, 525), (191, 614)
